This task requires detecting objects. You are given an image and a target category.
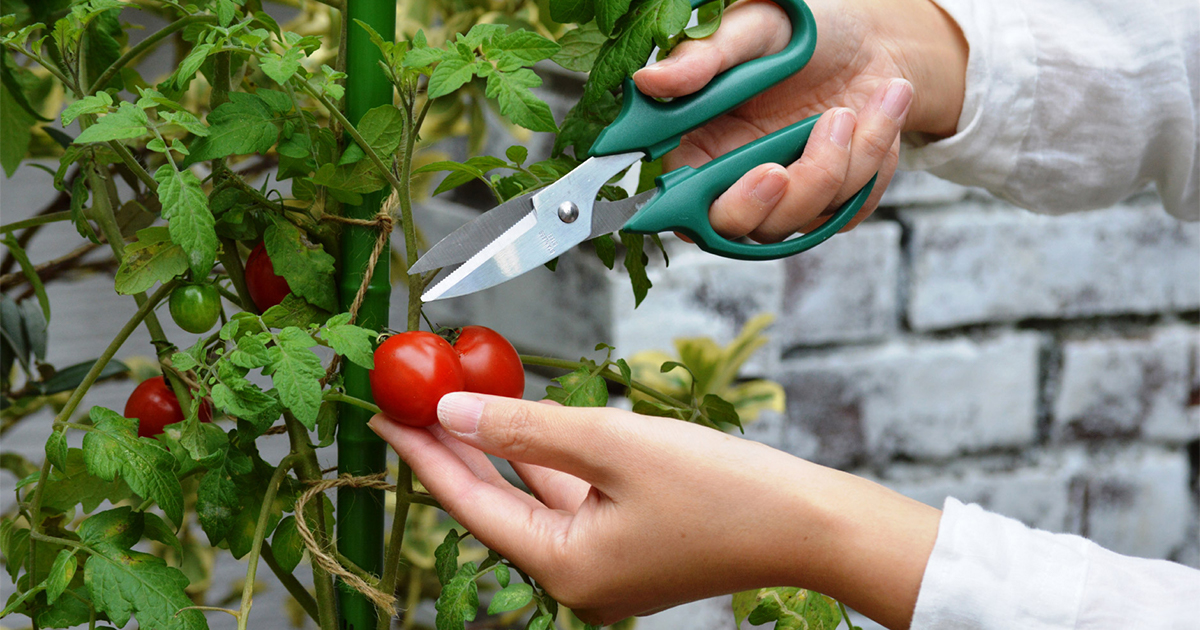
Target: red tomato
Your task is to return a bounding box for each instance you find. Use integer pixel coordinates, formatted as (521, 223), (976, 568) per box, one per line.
(453, 326), (524, 398)
(370, 332), (465, 427)
(124, 376), (212, 438)
(244, 242), (291, 312)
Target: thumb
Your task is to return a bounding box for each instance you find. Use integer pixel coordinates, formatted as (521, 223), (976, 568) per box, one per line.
(437, 392), (635, 489)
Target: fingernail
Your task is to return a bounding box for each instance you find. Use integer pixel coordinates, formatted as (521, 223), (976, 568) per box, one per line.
(882, 79), (913, 120)
(438, 393), (484, 435)
(367, 417), (382, 434)
(830, 109), (855, 148)
(647, 55), (681, 70)
(751, 166), (788, 205)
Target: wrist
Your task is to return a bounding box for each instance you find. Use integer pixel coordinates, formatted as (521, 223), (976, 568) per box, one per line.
(878, 0), (969, 137)
(774, 461), (942, 630)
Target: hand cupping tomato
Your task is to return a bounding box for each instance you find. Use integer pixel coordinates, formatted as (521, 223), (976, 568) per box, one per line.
(244, 242), (292, 312)
(169, 283), (222, 334)
(369, 326), (525, 427)
(124, 375), (213, 438)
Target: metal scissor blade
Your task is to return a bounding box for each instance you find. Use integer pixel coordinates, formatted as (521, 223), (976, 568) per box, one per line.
(410, 191), (538, 274)
(589, 189), (658, 238)
(421, 151), (645, 301)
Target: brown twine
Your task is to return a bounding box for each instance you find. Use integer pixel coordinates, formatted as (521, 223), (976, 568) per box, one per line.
(319, 188), (399, 386)
(293, 472), (399, 614)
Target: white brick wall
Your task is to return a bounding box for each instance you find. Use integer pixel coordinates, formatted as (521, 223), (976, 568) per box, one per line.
(903, 202), (1200, 330)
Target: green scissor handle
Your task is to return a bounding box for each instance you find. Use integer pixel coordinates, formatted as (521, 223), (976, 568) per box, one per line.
(623, 114), (876, 260)
(590, 0), (818, 160)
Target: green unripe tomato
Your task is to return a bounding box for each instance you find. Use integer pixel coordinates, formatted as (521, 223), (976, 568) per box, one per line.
(169, 284), (222, 334)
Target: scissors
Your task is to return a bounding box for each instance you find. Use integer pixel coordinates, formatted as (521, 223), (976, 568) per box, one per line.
(412, 0), (876, 302)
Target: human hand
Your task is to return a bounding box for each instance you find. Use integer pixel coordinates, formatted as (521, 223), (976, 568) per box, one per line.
(632, 0), (969, 239)
(370, 393), (941, 629)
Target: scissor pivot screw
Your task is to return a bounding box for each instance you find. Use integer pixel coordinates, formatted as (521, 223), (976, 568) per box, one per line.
(557, 201), (580, 224)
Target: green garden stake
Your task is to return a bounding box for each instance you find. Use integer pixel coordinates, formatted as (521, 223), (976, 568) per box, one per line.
(338, 0), (394, 628)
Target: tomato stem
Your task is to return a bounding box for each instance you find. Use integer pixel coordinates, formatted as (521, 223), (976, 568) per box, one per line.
(518, 354), (692, 410)
(237, 454), (299, 630)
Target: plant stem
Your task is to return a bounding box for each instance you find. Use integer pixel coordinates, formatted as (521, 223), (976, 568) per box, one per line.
(218, 238), (256, 312)
(0, 211), (73, 234)
(88, 14), (218, 94)
(283, 412), (339, 630)
(261, 541), (321, 624)
(108, 141), (159, 192)
(324, 391), (381, 415)
(237, 454), (299, 630)
(24, 279), (177, 593)
(401, 567), (421, 630)
(398, 97), (422, 331)
(518, 354), (691, 409)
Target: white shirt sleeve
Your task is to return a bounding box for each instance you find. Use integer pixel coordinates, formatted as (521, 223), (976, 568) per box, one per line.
(899, 0), (1199, 221)
(910, 498), (1200, 629)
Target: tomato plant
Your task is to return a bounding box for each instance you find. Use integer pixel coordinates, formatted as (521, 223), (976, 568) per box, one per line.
(243, 242), (292, 313)
(168, 283), (222, 333)
(0, 0), (812, 629)
(453, 325), (526, 398)
(124, 375), (213, 438)
(371, 331), (466, 427)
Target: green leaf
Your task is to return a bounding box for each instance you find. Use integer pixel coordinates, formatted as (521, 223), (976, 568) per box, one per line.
(171, 42), (214, 89)
(583, 0), (690, 104)
(61, 91), (113, 125)
(413, 157), (508, 195)
(596, 0), (633, 36)
(528, 614), (553, 630)
(44, 549), (76, 605)
(82, 408), (184, 526)
(427, 58), (477, 99)
(114, 226), (189, 295)
(154, 165), (217, 280)
(486, 583), (533, 614)
(39, 448), (133, 513)
(78, 507), (145, 549)
(494, 563), (510, 588)
(74, 101), (148, 143)
(505, 145), (528, 166)
(699, 393), (741, 429)
(260, 293), (331, 329)
(684, 0), (725, 38)
(84, 543), (208, 630)
(321, 314), (376, 369)
(544, 365), (608, 407)
(1, 235), (50, 323)
(484, 68), (557, 132)
(271, 515), (304, 573)
(197, 468), (239, 545)
(45, 430), (68, 470)
(434, 529), (461, 585)
(184, 92), (278, 164)
(490, 30), (560, 69)
(260, 46), (306, 84)
(434, 561), (479, 630)
(264, 217), (338, 312)
(142, 511), (183, 558)
(620, 231), (653, 307)
(338, 104), (405, 165)
(402, 44), (452, 68)
(0, 64), (35, 177)
(550, 0), (595, 23)
(554, 90), (620, 158)
(265, 327), (325, 429)
(552, 22), (607, 73)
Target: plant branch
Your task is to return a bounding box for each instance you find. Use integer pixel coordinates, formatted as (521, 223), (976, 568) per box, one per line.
(237, 454), (299, 630)
(218, 238), (256, 313)
(519, 354), (691, 410)
(88, 14), (218, 94)
(323, 391), (381, 415)
(261, 541), (321, 624)
(0, 242), (104, 291)
(0, 211), (73, 234)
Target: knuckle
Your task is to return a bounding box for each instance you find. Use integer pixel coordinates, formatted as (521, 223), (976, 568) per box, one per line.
(859, 127), (896, 159)
(487, 403), (540, 457)
(799, 158), (847, 194)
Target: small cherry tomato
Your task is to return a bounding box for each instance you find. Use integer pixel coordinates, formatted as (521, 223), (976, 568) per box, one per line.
(453, 326), (524, 398)
(244, 242), (291, 312)
(370, 332), (465, 427)
(124, 376), (212, 438)
(168, 283), (222, 334)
